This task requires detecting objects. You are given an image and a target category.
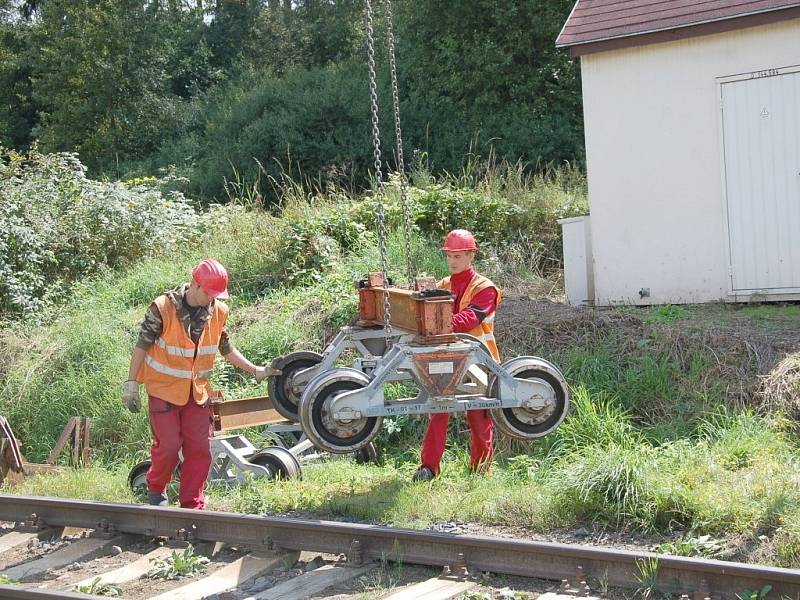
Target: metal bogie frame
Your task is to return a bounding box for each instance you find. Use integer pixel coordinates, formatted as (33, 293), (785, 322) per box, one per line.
(318, 325), (416, 379)
(269, 324), (416, 422)
(207, 435), (301, 484)
(298, 336), (571, 454)
(128, 423), (381, 494)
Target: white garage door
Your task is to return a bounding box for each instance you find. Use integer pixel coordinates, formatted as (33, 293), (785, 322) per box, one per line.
(721, 66), (800, 293)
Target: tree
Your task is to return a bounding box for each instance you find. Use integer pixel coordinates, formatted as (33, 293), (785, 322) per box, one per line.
(30, 0), (211, 173)
(0, 10), (37, 148)
(395, 0), (584, 170)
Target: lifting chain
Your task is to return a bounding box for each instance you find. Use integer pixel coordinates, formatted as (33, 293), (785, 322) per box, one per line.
(364, 0), (392, 337)
(384, 0), (415, 286)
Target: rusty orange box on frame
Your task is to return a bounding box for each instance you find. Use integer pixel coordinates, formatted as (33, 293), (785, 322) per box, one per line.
(357, 273), (453, 338)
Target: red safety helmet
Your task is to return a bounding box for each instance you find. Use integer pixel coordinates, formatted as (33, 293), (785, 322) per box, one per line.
(441, 229), (478, 252)
(191, 259), (229, 299)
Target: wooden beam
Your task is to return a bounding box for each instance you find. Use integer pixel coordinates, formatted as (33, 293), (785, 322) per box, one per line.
(47, 418), (77, 465)
(71, 546), (173, 589)
(2, 536), (121, 581)
(382, 577), (476, 600)
(148, 552), (300, 600)
(210, 396), (286, 433)
(247, 564), (373, 600)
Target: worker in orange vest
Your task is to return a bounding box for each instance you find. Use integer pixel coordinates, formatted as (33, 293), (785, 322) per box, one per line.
(414, 229), (502, 481)
(122, 259), (280, 509)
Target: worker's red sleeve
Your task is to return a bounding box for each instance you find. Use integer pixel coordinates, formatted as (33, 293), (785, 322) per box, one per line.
(452, 287), (497, 333)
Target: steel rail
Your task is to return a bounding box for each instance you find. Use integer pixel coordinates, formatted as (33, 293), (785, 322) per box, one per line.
(0, 587), (106, 599)
(1, 494), (798, 598)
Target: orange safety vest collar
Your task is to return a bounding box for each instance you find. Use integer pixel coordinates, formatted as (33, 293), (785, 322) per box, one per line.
(438, 272), (502, 362)
(137, 294), (228, 406)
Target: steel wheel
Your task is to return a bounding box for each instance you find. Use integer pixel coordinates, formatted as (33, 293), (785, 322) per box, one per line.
(490, 357), (569, 440)
(128, 460), (181, 495)
(299, 368), (382, 454)
(268, 351), (323, 422)
(248, 447), (302, 480)
(128, 460), (151, 494)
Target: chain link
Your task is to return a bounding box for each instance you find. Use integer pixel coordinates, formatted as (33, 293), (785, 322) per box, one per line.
(384, 0), (414, 287)
(364, 0), (392, 337)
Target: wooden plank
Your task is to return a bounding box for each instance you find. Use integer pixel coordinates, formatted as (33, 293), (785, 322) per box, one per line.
(0, 528), (64, 557)
(247, 564), (373, 600)
(147, 553), (292, 600)
(80, 418), (92, 466)
(46, 418), (76, 465)
(70, 419), (80, 467)
(2, 536), (119, 580)
(538, 594), (600, 600)
(382, 577), (476, 600)
(71, 546), (173, 589)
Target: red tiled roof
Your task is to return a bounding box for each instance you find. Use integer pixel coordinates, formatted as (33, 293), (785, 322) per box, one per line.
(557, 0), (800, 48)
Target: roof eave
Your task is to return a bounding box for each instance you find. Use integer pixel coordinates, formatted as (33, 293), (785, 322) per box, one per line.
(556, 4), (800, 56)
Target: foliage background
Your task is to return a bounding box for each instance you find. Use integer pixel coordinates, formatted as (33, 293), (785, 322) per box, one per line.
(0, 0), (582, 201)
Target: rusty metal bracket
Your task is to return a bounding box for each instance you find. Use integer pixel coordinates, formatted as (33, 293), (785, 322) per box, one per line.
(411, 349), (472, 397)
(413, 277), (437, 291)
(92, 518), (117, 539)
(559, 565), (593, 597)
(0, 416), (24, 486)
(16, 512), (48, 532)
(441, 552), (469, 580)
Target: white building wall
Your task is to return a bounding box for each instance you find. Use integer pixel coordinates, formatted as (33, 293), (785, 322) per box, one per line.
(581, 19), (800, 305)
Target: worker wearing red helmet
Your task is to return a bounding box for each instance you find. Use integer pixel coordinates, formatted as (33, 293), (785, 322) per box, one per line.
(414, 229), (502, 481)
(122, 259), (280, 509)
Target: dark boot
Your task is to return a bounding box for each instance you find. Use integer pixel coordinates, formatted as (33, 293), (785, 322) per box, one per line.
(148, 491), (169, 507)
(412, 466), (435, 482)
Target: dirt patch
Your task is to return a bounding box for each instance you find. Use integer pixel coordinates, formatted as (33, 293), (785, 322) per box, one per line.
(494, 294), (800, 413)
(497, 297), (644, 355)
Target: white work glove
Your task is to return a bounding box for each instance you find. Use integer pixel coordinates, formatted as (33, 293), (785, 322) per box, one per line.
(254, 365), (282, 382)
(122, 380), (141, 413)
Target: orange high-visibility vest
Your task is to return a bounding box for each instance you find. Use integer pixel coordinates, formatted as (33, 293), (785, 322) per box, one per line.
(137, 295), (228, 406)
(438, 273), (502, 362)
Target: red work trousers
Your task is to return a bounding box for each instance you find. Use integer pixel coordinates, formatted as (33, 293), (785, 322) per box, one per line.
(146, 395), (212, 510)
(420, 410), (494, 475)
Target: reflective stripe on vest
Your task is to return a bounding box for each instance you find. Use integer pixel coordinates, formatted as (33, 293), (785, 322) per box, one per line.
(438, 272), (502, 362)
(144, 354), (193, 379)
(137, 294), (228, 406)
(154, 337), (218, 358)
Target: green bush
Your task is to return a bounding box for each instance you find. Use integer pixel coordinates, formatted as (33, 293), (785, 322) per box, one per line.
(277, 211), (371, 286)
(184, 61), (374, 202)
(0, 147), (211, 319)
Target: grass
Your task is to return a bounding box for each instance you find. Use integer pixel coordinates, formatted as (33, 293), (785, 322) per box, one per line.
(6, 404), (800, 567)
(2, 160), (800, 569)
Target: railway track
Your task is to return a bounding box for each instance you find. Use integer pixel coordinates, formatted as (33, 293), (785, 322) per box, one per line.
(0, 494), (798, 599)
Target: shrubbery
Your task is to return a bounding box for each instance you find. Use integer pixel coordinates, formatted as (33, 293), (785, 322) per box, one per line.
(0, 148), (587, 322)
(0, 147), (213, 319)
